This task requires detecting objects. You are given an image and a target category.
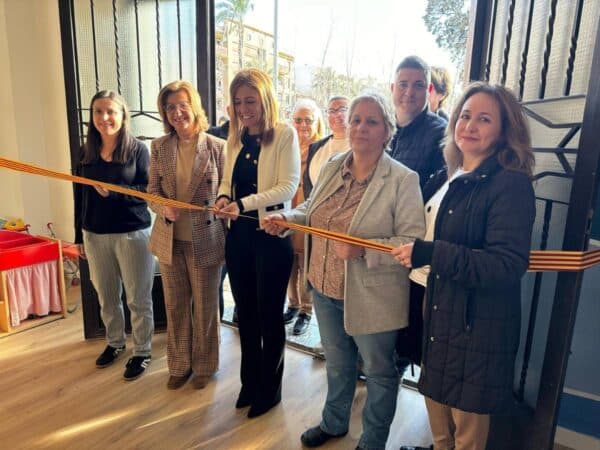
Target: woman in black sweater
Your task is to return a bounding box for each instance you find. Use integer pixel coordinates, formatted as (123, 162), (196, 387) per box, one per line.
(74, 90), (155, 381)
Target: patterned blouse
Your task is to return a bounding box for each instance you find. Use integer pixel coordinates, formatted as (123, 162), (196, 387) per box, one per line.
(307, 154), (373, 300)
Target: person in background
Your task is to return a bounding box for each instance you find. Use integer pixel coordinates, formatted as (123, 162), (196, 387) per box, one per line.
(207, 115), (230, 141)
(264, 92), (425, 450)
(206, 108), (231, 322)
(389, 55), (448, 381)
(390, 55), (447, 189)
(393, 82), (536, 450)
(74, 90), (154, 381)
(147, 80), (226, 390)
(303, 95), (350, 199)
(429, 66), (452, 121)
(214, 68), (300, 418)
(283, 98), (325, 335)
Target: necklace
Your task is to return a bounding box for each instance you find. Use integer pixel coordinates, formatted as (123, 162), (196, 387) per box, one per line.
(100, 152), (113, 162)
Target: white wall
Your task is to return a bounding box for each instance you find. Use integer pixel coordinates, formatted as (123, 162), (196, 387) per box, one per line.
(0, 0), (73, 241)
(0, 0), (24, 222)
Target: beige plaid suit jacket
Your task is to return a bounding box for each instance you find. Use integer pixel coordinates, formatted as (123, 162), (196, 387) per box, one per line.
(148, 132), (226, 266)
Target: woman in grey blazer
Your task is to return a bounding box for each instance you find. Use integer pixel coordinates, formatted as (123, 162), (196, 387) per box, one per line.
(264, 92), (425, 450)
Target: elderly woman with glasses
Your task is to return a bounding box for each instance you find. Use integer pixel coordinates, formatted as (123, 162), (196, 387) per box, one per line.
(283, 99), (325, 335)
(147, 80), (226, 390)
(303, 96), (351, 198)
(264, 92), (425, 450)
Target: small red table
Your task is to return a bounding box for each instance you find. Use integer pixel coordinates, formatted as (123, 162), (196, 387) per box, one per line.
(0, 230), (66, 334)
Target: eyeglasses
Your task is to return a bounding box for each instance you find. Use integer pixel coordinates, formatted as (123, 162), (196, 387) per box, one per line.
(293, 117), (314, 125)
(165, 102), (191, 114)
(326, 106), (348, 115)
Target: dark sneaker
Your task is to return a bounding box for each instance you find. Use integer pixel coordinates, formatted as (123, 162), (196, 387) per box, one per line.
(123, 356), (151, 381)
(283, 307), (299, 324)
(96, 345), (125, 368)
(293, 313), (311, 335)
(300, 425), (347, 447)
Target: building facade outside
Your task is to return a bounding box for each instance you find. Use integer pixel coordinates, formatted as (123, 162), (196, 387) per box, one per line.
(215, 21), (295, 121)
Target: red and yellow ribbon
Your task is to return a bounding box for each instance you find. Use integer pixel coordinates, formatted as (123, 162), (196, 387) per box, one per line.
(0, 156), (211, 212)
(2, 156), (599, 273)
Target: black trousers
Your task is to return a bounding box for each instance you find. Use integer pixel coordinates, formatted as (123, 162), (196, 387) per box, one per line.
(225, 218), (293, 404)
(218, 264), (227, 320)
(396, 280), (426, 366)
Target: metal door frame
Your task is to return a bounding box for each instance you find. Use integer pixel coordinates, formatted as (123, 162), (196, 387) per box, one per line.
(466, 1), (600, 448)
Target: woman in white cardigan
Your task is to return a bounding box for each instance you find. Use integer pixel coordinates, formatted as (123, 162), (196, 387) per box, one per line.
(215, 68), (300, 419)
(264, 92), (425, 449)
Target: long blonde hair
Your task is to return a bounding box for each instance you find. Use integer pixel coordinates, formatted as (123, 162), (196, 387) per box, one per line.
(444, 82), (534, 177)
(228, 68), (279, 146)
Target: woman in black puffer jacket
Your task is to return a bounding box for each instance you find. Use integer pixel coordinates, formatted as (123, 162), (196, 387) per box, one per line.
(393, 82), (536, 450)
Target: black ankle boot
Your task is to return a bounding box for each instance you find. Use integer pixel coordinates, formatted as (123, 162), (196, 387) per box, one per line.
(235, 387), (254, 408)
(247, 392), (281, 418)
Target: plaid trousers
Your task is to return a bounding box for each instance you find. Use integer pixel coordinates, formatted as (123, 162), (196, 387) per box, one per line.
(159, 240), (220, 377)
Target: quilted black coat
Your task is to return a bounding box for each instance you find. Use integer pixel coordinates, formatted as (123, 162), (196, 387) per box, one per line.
(411, 154), (536, 415)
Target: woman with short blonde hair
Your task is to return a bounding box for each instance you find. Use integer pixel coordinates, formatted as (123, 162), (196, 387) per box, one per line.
(157, 80), (209, 135)
(148, 80), (226, 390)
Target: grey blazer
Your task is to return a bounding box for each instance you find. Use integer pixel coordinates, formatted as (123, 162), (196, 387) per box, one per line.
(284, 150), (425, 335)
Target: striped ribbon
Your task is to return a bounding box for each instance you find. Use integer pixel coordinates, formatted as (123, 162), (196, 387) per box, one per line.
(271, 220), (600, 272)
(528, 249), (600, 272)
(2, 156), (599, 273)
(271, 220), (393, 253)
(0, 156), (211, 212)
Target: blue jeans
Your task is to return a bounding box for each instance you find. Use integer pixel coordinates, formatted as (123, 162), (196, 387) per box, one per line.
(312, 288), (399, 450)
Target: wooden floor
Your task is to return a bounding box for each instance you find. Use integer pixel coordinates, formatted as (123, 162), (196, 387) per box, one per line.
(0, 290), (433, 450)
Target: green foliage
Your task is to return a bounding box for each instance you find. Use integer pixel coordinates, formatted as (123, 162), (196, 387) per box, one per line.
(215, 0), (254, 68)
(423, 0), (469, 66)
(215, 0), (254, 26)
(309, 67), (388, 111)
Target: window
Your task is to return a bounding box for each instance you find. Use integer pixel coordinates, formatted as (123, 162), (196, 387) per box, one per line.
(213, 1), (465, 122)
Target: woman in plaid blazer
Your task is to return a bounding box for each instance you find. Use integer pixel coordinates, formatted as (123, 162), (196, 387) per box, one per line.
(148, 80), (226, 390)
